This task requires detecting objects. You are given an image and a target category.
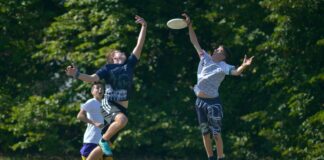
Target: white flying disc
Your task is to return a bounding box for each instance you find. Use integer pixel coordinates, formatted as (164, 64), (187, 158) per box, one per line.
(167, 18), (187, 29)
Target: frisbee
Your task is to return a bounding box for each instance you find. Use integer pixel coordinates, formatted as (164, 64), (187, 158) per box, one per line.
(167, 18), (187, 29)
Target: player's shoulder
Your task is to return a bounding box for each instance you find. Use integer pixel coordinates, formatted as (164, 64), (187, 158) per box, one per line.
(83, 98), (101, 108)
(198, 49), (209, 60)
(85, 98), (97, 104)
(219, 61), (232, 66)
(129, 53), (138, 59)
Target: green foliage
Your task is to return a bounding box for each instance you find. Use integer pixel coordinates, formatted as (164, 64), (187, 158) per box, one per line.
(0, 0), (323, 159)
(0, 0), (64, 154)
(5, 94), (79, 154)
(239, 0), (324, 159)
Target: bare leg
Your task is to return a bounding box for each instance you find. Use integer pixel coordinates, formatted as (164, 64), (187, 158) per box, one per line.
(88, 113), (127, 159)
(214, 133), (224, 158)
(87, 146), (103, 160)
(202, 134), (214, 158)
(102, 113), (128, 141)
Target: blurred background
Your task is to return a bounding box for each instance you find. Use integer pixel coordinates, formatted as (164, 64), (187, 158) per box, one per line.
(0, 0), (323, 159)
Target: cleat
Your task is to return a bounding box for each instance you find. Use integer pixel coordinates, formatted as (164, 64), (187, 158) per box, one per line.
(99, 139), (113, 156)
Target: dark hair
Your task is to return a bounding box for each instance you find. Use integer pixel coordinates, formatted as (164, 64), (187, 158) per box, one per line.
(91, 82), (103, 91)
(220, 45), (231, 59)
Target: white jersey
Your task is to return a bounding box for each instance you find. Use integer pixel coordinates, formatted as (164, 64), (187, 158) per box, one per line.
(81, 98), (104, 144)
(194, 50), (235, 97)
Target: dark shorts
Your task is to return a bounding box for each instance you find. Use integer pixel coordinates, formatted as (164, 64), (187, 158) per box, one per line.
(101, 101), (128, 143)
(80, 143), (98, 157)
(195, 97), (223, 135)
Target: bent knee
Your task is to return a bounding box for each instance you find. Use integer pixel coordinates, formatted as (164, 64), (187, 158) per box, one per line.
(115, 113), (128, 126)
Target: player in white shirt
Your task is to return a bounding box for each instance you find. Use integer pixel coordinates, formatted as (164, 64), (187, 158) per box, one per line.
(77, 82), (111, 160)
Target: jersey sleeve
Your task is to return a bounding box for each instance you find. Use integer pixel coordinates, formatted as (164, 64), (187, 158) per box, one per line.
(81, 100), (92, 112)
(95, 65), (109, 80)
(223, 62), (235, 75)
(127, 53), (139, 68)
(200, 50), (212, 65)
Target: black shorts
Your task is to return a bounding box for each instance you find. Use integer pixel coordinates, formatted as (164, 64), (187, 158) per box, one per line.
(195, 97), (223, 135)
(101, 101), (128, 143)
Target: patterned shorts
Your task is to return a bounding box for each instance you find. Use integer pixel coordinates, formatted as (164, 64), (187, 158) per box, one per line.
(101, 101), (128, 143)
(195, 97), (223, 135)
(101, 101), (128, 125)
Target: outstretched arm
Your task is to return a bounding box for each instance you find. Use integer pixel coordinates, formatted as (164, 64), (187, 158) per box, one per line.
(65, 65), (100, 82)
(132, 15), (147, 59)
(231, 55), (254, 76)
(182, 13), (203, 57)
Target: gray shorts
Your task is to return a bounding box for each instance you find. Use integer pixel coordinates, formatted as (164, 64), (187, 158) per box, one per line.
(195, 97), (223, 135)
(101, 101), (128, 125)
(101, 101), (128, 143)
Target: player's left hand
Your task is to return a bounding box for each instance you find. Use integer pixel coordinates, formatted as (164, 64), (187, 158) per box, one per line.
(135, 15), (146, 27)
(242, 55), (254, 66)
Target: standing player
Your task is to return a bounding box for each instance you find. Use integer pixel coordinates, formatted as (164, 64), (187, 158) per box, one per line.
(77, 82), (109, 160)
(182, 13), (254, 160)
(66, 15), (147, 160)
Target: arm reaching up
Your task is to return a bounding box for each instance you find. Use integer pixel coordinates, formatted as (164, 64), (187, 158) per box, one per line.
(182, 13), (203, 57)
(132, 15), (147, 59)
(231, 55), (254, 76)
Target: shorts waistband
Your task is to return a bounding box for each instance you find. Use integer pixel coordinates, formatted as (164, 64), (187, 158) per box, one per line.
(196, 96), (220, 104)
(108, 101), (127, 114)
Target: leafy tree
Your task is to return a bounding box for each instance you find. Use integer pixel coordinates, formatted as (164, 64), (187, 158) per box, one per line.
(0, 0), (64, 154)
(240, 0), (324, 159)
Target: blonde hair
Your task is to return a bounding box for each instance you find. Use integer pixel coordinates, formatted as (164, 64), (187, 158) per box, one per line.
(105, 50), (126, 64)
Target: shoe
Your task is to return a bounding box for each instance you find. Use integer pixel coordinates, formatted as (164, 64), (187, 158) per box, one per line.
(99, 138), (113, 156)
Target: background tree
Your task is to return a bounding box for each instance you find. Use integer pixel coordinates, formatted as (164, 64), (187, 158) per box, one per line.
(0, 0), (64, 154)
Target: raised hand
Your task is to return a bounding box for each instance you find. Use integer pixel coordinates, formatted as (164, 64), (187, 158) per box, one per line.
(132, 15), (147, 59)
(65, 64), (78, 77)
(182, 13), (203, 54)
(135, 15), (146, 27)
(242, 55), (254, 66)
(182, 13), (191, 25)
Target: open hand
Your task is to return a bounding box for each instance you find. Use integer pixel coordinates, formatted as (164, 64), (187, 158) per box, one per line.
(182, 13), (191, 25)
(65, 64), (78, 77)
(242, 55), (254, 66)
(135, 15), (146, 27)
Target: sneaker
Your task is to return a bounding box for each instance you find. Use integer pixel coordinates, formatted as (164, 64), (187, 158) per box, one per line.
(99, 139), (113, 156)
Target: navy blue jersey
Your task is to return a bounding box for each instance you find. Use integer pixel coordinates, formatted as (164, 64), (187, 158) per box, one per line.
(96, 54), (138, 101)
